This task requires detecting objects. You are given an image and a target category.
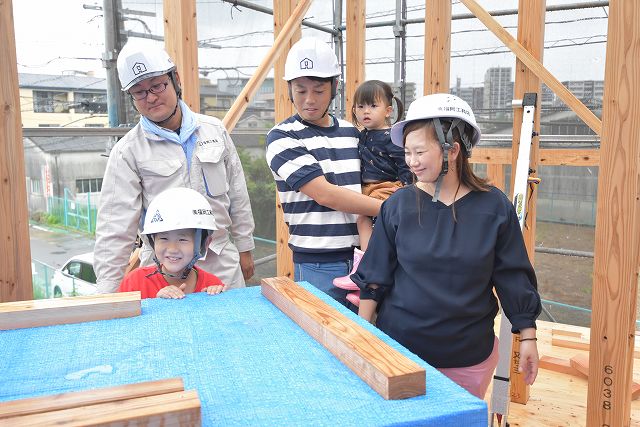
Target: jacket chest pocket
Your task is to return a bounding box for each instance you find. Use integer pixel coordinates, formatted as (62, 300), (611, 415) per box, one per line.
(138, 159), (183, 200)
(196, 147), (229, 197)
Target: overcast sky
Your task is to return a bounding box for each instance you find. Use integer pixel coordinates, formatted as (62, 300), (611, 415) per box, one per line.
(12, 0), (608, 93)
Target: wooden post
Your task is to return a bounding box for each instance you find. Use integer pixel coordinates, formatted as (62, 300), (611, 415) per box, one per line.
(163, 0), (200, 112)
(423, 0), (451, 94)
(0, 0), (33, 303)
(345, 0), (366, 122)
(486, 164), (505, 193)
(223, 0), (313, 131)
(458, 0), (601, 135)
(587, 1), (640, 425)
(508, 0), (546, 404)
(273, 0), (301, 279)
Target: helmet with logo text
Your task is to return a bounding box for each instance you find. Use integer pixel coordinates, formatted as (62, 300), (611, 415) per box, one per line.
(283, 37), (341, 81)
(117, 41), (177, 91)
(390, 94), (482, 202)
(142, 187), (218, 279)
(390, 93), (481, 155)
(283, 37), (341, 102)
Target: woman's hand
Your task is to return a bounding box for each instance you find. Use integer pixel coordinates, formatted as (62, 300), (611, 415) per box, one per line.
(157, 283), (187, 299)
(518, 337), (539, 385)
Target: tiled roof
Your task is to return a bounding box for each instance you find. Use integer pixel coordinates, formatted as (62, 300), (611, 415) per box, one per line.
(19, 73), (107, 91)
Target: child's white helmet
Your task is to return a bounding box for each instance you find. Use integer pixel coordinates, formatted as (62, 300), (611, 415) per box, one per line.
(142, 187), (218, 236)
(117, 41), (176, 91)
(283, 37), (341, 81)
(142, 187), (218, 280)
(390, 93), (481, 155)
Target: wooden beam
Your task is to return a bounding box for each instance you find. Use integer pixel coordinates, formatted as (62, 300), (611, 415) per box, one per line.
(345, 0), (366, 122)
(471, 147), (514, 165)
(223, 0), (313, 132)
(551, 334), (640, 359)
(3, 390), (201, 426)
(273, 0), (301, 280)
(163, 0), (200, 112)
(261, 277), (426, 399)
(587, 1), (640, 425)
(539, 355), (583, 377)
(508, 0), (546, 404)
(0, 378), (184, 419)
(471, 147), (600, 167)
(458, 0), (602, 135)
(423, 0), (451, 95)
(570, 353), (590, 379)
(486, 164), (505, 193)
(0, 0), (32, 303)
(538, 148), (600, 166)
(0, 292), (141, 330)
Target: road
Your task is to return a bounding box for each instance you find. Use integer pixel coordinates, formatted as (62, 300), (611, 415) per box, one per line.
(29, 224), (95, 269)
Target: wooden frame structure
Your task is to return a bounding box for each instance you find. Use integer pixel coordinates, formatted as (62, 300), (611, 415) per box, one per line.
(1, 0), (638, 425)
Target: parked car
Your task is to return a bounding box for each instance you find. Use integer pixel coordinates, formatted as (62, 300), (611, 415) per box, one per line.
(50, 252), (97, 297)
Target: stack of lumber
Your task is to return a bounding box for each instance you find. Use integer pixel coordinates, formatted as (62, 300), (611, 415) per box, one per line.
(0, 378), (201, 426)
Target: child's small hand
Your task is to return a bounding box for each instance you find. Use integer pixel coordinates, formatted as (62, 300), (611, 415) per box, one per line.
(157, 283), (187, 299)
(203, 284), (227, 295)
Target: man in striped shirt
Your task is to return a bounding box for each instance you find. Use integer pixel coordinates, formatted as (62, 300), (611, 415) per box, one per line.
(266, 37), (382, 308)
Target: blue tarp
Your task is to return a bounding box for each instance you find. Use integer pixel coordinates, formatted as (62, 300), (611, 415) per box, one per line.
(0, 282), (487, 426)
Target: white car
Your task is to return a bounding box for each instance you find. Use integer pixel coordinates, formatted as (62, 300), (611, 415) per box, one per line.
(50, 252), (97, 297)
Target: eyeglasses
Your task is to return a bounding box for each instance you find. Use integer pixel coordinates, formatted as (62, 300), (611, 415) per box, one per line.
(129, 81), (170, 101)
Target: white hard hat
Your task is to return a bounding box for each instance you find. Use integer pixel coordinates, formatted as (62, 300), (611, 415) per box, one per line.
(390, 93), (481, 155)
(142, 187), (218, 236)
(117, 42), (176, 91)
(283, 37), (341, 81)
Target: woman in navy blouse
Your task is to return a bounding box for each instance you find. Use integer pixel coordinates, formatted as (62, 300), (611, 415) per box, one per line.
(351, 93), (541, 399)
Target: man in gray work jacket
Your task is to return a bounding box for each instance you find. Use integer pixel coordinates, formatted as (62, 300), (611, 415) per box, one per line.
(94, 41), (255, 293)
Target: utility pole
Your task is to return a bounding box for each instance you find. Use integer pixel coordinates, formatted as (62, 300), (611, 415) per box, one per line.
(102, 0), (127, 127)
(393, 0), (407, 112)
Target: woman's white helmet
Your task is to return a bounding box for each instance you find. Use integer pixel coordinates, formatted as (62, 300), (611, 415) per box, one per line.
(283, 37), (341, 81)
(117, 41), (176, 91)
(390, 93), (481, 156)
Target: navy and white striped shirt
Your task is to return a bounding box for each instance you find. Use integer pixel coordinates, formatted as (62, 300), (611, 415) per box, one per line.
(266, 114), (361, 263)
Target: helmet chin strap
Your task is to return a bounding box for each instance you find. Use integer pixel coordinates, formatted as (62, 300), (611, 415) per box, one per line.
(321, 77), (338, 119)
(147, 229), (204, 281)
(144, 71), (182, 128)
(432, 118), (449, 203)
(288, 78), (337, 123)
(150, 102), (179, 128)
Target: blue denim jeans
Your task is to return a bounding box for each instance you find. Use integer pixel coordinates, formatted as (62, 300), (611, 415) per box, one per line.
(295, 261), (356, 312)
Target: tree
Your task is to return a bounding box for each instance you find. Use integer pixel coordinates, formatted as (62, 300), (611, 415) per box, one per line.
(237, 148), (276, 241)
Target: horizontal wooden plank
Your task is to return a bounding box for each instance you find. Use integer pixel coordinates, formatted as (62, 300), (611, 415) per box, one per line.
(551, 328), (584, 338)
(472, 147), (600, 166)
(538, 149), (600, 166)
(552, 336), (640, 359)
(261, 277), (425, 400)
(539, 355), (583, 377)
(470, 147), (513, 165)
(0, 378), (184, 419)
(0, 292), (141, 330)
(2, 390), (200, 426)
(569, 354), (590, 379)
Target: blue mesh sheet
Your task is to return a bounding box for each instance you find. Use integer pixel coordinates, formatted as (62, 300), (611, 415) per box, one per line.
(0, 282), (487, 426)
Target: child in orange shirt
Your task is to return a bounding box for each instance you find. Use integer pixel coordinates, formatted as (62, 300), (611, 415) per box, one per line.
(119, 187), (226, 299)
